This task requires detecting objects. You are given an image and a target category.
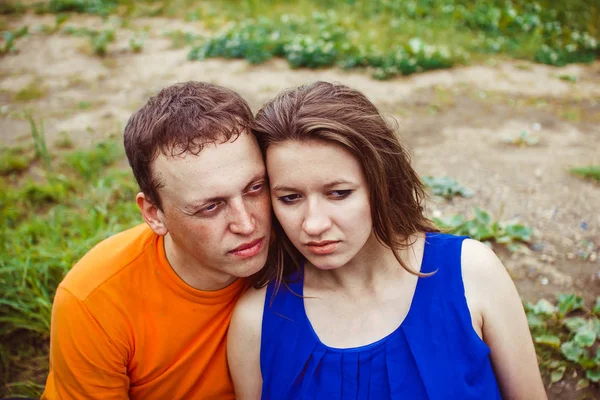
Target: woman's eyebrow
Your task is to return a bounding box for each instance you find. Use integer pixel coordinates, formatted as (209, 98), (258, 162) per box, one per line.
(272, 180), (353, 192)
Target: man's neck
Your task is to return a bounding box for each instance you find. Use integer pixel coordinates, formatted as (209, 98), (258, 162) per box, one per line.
(163, 234), (237, 291)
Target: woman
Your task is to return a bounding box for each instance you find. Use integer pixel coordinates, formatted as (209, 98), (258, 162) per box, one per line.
(228, 81), (546, 399)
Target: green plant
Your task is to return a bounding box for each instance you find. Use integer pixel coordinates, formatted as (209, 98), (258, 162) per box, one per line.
(63, 26), (116, 56)
(63, 140), (123, 181)
(502, 130), (540, 147)
(434, 207), (532, 249)
(1, 26), (28, 55)
(14, 81), (47, 102)
(526, 295), (600, 386)
(422, 176), (474, 199)
(570, 165), (600, 182)
(0, 141), (141, 397)
(25, 113), (51, 169)
(54, 131), (74, 149)
(129, 33), (145, 53)
(165, 30), (202, 49)
(0, 148), (31, 175)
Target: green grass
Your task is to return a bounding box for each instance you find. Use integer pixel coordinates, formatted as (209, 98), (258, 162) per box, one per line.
(13, 81), (47, 102)
(0, 147), (31, 175)
(0, 131), (142, 397)
(570, 165), (600, 182)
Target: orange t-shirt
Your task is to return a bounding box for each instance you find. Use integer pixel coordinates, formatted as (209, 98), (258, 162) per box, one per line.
(42, 223), (245, 400)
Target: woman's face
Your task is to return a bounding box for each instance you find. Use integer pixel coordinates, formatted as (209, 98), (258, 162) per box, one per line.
(267, 139), (374, 270)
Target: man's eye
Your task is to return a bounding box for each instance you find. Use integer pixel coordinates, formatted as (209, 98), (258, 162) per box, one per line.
(278, 194), (301, 204)
(329, 190), (353, 199)
(249, 183), (263, 192)
(200, 203), (219, 214)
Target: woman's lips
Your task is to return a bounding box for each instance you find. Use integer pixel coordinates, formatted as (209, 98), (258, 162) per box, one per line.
(306, 241), (339, 255)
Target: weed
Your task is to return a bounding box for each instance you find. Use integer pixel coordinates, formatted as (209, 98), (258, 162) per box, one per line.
(64, 140), (123, 181)
(422, 176), (474, 200)
(54, 131), (74, 149)
(14, 81), (47, 102)
(25, 113), (51, 169)
(0, 148), (31, 175)
(1, 25), (28, 55)
(558, 74), (577, 83)
(434, 207), (532, 250)
(502, 130), (540, 147)
(570, 165), (600, 182)
(527, 295), (600, 386)
(129, 33), (145, 53)
(63, 26), (116, 56)
(165, 29), (202, 49)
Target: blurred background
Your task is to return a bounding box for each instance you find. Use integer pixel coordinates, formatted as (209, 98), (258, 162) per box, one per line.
(0, 0), (599, 398)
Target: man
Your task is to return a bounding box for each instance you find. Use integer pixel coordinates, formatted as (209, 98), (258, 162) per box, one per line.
(41, 82), (271, 399)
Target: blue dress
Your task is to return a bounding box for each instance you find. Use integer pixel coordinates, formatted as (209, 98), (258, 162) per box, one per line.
(260, 233), (502, 399)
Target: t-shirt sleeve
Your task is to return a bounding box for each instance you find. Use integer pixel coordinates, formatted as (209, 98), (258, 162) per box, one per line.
(42, 287), (130, 400)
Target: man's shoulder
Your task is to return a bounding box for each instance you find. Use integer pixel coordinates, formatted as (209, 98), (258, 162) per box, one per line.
(60, 223), (158, 301)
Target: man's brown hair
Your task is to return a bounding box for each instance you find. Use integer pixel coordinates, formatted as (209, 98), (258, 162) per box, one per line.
(251, 81), (438, 289)
(124, 81), (253, 209)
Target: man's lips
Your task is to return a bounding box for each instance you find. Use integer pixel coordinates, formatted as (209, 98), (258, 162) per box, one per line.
(229, 238), (264, 258)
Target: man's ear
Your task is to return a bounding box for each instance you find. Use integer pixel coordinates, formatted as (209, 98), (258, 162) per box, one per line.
(137, 192), (168, 236)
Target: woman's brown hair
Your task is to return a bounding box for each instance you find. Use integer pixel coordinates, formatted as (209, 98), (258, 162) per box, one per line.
(251, 81), (438, 290)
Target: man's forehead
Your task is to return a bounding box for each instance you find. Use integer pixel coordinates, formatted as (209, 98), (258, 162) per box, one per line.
(152, 134), (265, 202)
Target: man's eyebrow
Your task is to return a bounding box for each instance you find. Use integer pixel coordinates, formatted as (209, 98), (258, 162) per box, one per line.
(272, 179), (353, 192)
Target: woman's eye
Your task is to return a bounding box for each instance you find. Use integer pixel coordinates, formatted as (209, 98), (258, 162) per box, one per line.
(330, 190), (353, 199)
(278, 194), (301, 204)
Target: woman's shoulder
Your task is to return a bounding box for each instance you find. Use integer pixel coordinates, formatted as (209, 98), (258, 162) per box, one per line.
(232, 284), (268, 327)
(460, 238), (508, 287)
(459, 239), (517, 322)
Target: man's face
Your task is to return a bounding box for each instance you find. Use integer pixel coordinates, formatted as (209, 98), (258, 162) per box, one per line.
(153, 133), (271, 285)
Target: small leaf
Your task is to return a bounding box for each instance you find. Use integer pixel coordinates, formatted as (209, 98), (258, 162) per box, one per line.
(535, 334), (561, 348)
(550, 366), (566, 384)
(561, 341), (584, 362)
(557, 293), (584, 316)
(527, 312), (546, 329)
(585, 369), (600, 383)
(564, 317), (587, 332)
(532, 299), (557, 316)
(575, 378), (590, 390)
(573, 328), (596, 348)
(593, 297), (600, 315)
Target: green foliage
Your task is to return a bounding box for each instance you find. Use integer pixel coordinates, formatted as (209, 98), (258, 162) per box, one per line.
(0, 148), (31, 175)
(570, 165), (600, 182)
(422, 176), (474, 199)
(0, 139), (142, 396)
(129, 33), (145, 53)
(47, 0), (118, 16)
(502, 130), (540, 147)
(25, 114), (51, 169)
(164, 30), (202, 49)
(433, 207), (532, 249)
(14, 81), (47, 102)
(526, 295), (600, 387)
(189, 13), (461, 78)
(63, 141), (123, 181)
(63, 26), (116, 56)
(1, 26), (28, 55)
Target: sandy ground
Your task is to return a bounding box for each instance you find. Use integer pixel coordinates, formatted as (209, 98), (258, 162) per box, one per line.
(1, 14), (599, 399)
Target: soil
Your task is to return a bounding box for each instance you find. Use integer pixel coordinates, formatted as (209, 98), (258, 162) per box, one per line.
(1, 13), (599, 400)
